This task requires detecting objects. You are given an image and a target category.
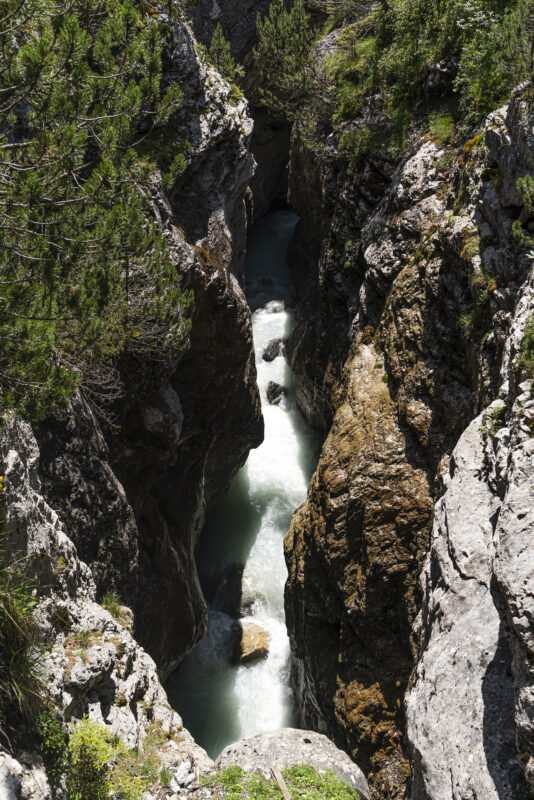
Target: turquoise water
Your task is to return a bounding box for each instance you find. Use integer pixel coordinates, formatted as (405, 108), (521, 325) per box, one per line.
(166, 211), (318, 759)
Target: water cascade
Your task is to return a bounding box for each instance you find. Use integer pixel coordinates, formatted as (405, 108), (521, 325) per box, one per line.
(166, 209), (319, 759)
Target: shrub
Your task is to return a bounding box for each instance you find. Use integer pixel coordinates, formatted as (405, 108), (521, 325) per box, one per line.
(208, 23), (244, 83)
(255, 0), (315, 119)
(67, 718), (113, 800)
(39, 710), (67, 792)
(214, 764), (360, 800)
(428, 111), (455, 145)
(519, 316), (534, 377)
(0, 0), (192, 421)
(0, 538), (44, 746)
(480, 403), (507, 436)
(101, 592), (123, 621)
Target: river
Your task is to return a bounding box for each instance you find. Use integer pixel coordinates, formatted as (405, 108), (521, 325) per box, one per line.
(166, 209), (319, 759)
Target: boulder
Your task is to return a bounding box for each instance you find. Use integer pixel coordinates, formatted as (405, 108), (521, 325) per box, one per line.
(216, 728), (369, 800)
(262, 338), (284, 362)
(232, 621), (270, 664)
(266, 382), (288, 406)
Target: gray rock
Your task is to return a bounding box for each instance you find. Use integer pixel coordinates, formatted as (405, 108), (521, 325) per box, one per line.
(262, 338), (284, 362)
(406, 411), (529, 800)
(0, 417), (214, 776)
(266, 381), (288, 405)
(216, 729), (369, 800)
(0, 751), (51, 800)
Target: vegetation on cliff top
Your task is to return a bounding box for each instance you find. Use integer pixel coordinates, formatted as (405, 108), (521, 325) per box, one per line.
(256, 0), (534, 160)
(0, 0), (192, 421)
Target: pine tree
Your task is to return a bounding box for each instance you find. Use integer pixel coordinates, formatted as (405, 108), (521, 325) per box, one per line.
(208, 22), (243, 82)
(255, 0), (315, 119)
(0, 0), (192, 420)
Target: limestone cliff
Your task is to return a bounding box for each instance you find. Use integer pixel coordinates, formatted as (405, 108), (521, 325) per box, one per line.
(31, 15), (263, 679)
(0, 416), (214, 799)
(285, 83), (534, 799)
(1, 10), (264, 797)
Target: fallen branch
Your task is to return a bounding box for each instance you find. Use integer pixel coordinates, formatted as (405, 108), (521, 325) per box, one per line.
(271, 766), (292, 800)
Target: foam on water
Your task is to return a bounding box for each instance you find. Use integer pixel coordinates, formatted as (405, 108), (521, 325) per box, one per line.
(166, 210), (318, 758)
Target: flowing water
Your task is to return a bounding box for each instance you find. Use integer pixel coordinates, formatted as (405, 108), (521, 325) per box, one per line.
(166, 210), (319, 759)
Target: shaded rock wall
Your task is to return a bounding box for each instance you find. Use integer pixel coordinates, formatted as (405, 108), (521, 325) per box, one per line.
(35, 16), (263, 679)
(285, 84), (534, 799)
(189, 0), (270, 62)
(0, 416), (214, 799)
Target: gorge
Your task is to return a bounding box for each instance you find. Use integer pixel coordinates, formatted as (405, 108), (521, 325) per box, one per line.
(167, 208), (319, 758)
(1, 2), (534, 800)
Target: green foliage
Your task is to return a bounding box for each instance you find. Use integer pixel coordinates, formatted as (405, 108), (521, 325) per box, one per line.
(317, 0), (534, 162)
(39, 709), (67, 793)
(101, 592), (123, 621)
(518, 174), (534, 211)
(208, 23), (244, 83)
(73, 630), (93, 649)
(428, 111), (455, 144)
(0, 538), (43, 745)
(479, 403), (507, 436)
(67, 717), (114, 800)
(212, 764), (360, 800)
(67, 718), (148, 800)
(255, 0), (315, 119)
(458, 270), (495, 344)
(455, 0), (534, 121)
(519, 316), (534, 376)
(0, 0), (192, 421)
(160, 765), (172, 787)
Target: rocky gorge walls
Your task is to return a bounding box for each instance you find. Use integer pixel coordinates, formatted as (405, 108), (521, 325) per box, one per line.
(284, 81), (534, 799)
(10, 13), (263, 684)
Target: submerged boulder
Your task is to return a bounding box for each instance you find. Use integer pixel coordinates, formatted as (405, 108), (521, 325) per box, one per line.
(216, 729), (370, 799)
(266, 381), (288, 405)
(262, 338), (284, 362)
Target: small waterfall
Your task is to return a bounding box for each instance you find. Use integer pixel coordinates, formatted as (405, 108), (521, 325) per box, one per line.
(167, 210), (319, 758)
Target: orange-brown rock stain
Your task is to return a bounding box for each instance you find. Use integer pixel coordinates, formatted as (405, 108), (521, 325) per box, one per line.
(285, 344), (433, 800)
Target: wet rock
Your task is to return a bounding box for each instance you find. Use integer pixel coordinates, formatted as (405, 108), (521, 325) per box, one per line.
(216, 728), (369, 800)
(266, 382), (288, 405)
(213, 563), (245, 617)
(232, 621), (270, 664)
(262, 338), (284, 362)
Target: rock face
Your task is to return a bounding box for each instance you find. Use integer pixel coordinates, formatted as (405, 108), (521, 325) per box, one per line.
(285, 83), (534, 798)
(406, 402), (531, 800)
(266, 381), (288, 405)
(262, 337), (284, 362)
(0, 417), (214, 798)
(232, 620), (270, 664)
(216, 728), (370, 800)
(34, 15), (263, 679)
